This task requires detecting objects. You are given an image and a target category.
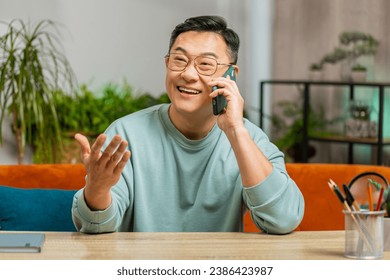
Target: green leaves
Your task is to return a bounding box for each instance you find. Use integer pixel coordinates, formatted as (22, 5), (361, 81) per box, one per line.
(309, 31), (380, 71)
(55, 81), (169, 138)
(0, 19), (76, 163)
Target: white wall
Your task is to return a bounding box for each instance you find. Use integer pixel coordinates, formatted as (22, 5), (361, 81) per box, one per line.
(0, 0), (273, 164)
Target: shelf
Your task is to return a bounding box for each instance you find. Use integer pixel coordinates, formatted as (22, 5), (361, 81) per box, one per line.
(309, 135), (390, 145)
(259, 80), (390, 164)
(260, 79), (390, 87)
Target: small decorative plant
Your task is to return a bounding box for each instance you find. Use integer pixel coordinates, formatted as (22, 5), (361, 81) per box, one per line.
(267, 99), (334, 162)
(309, 63), (323, 71)
(309, 31), (379, 75)
(368, 178), (389, 216)
(351, 63), (367, 72)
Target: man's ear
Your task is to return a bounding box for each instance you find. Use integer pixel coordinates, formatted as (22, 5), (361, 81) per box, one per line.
(234, 65), (239, 76)
(165, 56), (169, 67)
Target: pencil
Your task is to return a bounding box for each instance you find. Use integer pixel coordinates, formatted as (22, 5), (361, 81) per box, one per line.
(375, 186), (385, 211)
(328, 179), (373, 251)
(367, 182), (374, 211)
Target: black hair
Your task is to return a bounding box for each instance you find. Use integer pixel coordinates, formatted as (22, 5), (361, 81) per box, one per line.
(168, 15), (240, 64)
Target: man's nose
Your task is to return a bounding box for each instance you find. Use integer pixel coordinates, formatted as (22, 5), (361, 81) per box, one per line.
(180, 61), (199, 81)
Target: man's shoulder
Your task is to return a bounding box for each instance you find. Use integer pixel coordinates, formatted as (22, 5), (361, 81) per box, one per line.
(104, 104), (168, 134)
(117, 104), (167, 124)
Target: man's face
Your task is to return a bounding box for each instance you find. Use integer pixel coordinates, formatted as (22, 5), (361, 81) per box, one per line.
(165, 31), (232, 118)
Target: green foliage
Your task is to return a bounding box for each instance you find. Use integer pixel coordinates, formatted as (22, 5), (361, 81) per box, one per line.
(309, 63), (323, 71)
(351, 63), (367, 72)
(368, 178), (390, 215)
(309, 31), (380, 71)
(0, 19), (76, 163)
(320, 48), (348, 65)
(339, 31), (379, 51)
(270, 100), (325, 150)
(268, 99), (338, 162)
(55, 81), (169, 137)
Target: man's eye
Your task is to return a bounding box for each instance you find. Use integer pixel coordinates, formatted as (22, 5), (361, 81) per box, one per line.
(174, 57), (187, 63)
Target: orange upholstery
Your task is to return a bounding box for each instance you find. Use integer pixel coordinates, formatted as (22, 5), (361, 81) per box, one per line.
(0, 164), (86, 190)
(1, 163), (389, 232)
(244, 163), (390, 232)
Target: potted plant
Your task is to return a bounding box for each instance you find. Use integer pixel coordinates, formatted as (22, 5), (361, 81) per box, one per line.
(309, 31), (379, 81)
(55, 81), (169, 163)
(350, 63), (367, 81)
(0, 19), (76, 164)
(268, 99), (335, 162)
(308, 63), (323, 80)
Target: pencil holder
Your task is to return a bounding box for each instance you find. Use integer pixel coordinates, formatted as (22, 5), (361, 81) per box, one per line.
(384, 217), (390, 251)
(344, 210), (385, 259)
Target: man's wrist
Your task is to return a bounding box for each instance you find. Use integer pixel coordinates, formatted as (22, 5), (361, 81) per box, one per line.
(83, 185), (112, 211)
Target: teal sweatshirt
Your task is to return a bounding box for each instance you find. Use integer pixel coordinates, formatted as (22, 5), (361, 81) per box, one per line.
(72, 104), (304, 233)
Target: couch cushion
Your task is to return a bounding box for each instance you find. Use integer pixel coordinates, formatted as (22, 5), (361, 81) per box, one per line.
(0, 164), (86, 190)
(0, 185), (77, 231)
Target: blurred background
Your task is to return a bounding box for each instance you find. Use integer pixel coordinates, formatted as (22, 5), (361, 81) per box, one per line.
(0, 0), (389, 165)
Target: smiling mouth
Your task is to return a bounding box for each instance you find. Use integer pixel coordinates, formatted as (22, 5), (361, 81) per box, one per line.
(177, 86), (201, 95)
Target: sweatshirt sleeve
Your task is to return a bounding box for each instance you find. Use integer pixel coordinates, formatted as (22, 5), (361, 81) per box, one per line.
(242, 166), (304, 234)
(71, 174), (133, 233)
(242, 121), (305, 234)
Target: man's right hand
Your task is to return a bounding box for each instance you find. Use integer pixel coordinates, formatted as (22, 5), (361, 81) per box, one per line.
(75, 133), (131, 210)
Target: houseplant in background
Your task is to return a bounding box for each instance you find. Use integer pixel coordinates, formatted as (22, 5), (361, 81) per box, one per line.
(309, 31), (379, 81)
(54, 81), (169, 163)
(308, 63), (324, 80)
(268, 98), (336, 163)
(350, 63), (367, 82)
(0, 19), (76, 164)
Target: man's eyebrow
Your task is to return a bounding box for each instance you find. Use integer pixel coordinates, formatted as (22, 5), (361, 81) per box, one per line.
(172, 47), (218, 58)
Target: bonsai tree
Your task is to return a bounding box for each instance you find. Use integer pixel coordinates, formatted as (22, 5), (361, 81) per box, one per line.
(0, 19), (76, 163)
(309, 31), (379, 73)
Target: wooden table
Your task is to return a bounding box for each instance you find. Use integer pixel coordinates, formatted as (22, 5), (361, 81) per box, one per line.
(1, 231), (389, 260)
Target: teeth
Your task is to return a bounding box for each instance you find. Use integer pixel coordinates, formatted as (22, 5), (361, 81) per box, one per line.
(178, 87), (200, 95)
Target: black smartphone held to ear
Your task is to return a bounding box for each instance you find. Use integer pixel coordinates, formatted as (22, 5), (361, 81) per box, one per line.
(212, 66), (236, 115)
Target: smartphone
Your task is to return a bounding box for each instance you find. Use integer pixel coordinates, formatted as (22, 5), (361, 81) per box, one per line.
(212, 66), (236, 115)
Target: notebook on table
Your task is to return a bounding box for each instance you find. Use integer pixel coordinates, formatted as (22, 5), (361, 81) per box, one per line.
(0, 233), (45, 253)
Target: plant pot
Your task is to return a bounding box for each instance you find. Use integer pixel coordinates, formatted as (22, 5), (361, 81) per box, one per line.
(351, 70), (367, 82)
(308, 70), (323, 81)
(286, 143), (316, 163)
(385, 218), (390, 251)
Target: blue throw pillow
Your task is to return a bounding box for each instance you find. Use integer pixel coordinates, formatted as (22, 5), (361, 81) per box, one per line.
(0, 185), (77, 231)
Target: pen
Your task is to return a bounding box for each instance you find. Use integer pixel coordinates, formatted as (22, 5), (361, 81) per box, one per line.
(328, 180), (351, 212)
(343, 184), (360, 211)
(328, 179), (373, 251)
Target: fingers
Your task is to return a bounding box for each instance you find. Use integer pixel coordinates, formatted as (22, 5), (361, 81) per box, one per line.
(90, 134), (107, 161)
(107, 138), (129, 166)
(208, 77), (237, 98)
(113, 150), (131, 176)
(75, 133), (91, 155)
(76, 133), (130, 169)
(89, 135), (129, 170)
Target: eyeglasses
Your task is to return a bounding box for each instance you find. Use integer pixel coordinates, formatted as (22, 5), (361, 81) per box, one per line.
(165, 53), (234, 76)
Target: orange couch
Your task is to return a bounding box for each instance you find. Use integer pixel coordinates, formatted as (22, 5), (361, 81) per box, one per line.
(1, 163), (389, 232)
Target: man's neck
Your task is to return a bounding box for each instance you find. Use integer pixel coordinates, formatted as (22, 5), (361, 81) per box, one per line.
(168, 106), (217, 140)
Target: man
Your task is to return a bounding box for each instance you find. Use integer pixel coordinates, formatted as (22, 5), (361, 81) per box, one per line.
(72, 15), (304, 233)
